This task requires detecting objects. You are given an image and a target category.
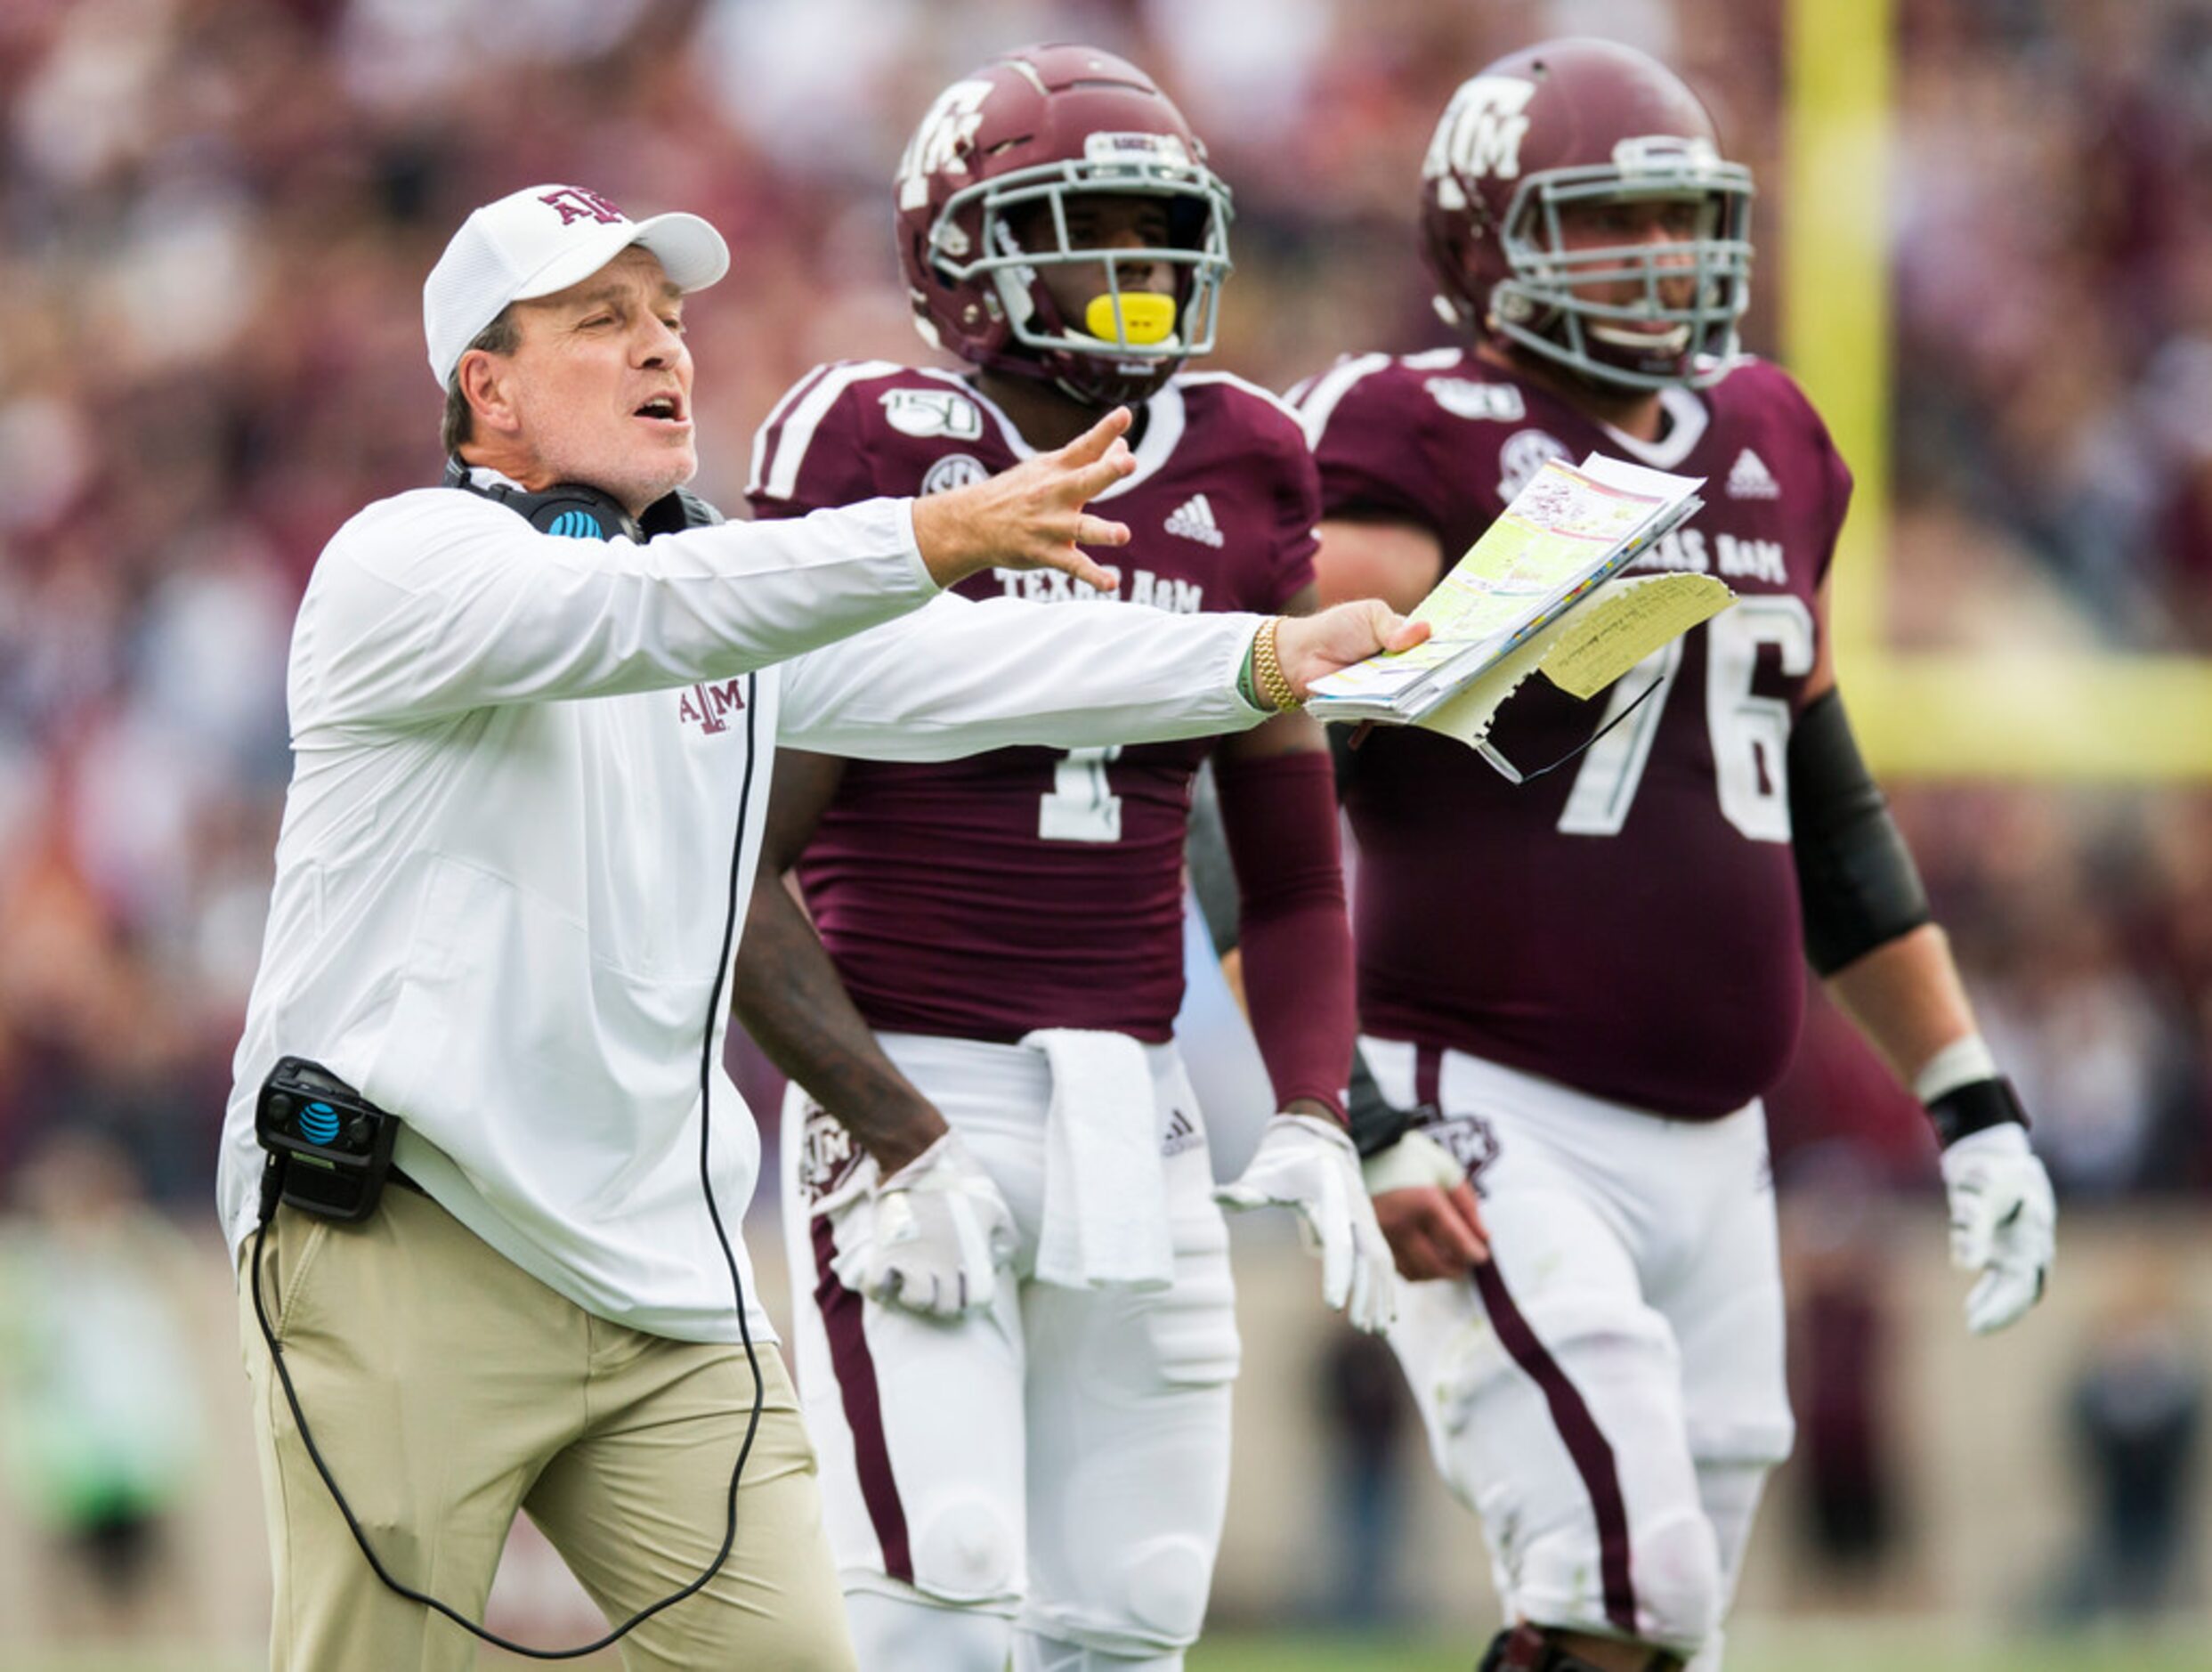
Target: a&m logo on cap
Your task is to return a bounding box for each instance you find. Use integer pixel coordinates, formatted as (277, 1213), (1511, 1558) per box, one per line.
(539, 186), (627, 226)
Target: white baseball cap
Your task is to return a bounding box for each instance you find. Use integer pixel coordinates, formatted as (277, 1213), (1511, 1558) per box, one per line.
(423, 183), (731, 389)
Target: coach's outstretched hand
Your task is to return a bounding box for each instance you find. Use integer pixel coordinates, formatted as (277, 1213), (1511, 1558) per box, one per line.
(1216, 1115), (1397, 1334)
(910, 406), (1137, 592)
(863, 1131), (1018, 1320)
(1272, 599), (1431, 698)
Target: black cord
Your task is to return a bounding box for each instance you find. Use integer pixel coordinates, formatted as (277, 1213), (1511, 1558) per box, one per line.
(1479, 673), (1668, 785)
(248, 674), (765, 1657)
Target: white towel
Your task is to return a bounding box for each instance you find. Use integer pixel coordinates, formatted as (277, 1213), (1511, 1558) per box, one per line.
(1023, 1027), (1174, 1292)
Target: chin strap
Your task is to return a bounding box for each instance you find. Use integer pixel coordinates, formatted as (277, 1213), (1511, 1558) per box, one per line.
(1479, 1624), (1684, 1672)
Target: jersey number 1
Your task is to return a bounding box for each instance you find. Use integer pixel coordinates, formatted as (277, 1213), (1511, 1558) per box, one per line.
(1556, 597), (1816, 842)
(1039, 746), (1123, 842)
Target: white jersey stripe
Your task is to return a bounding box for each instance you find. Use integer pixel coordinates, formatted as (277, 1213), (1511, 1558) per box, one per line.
(918, 369), (1187, 500)
(1173, 369), (1305, 426)
(756, 359), (903, 501)
(1600, 385), (1709, 472)
(744, 361), (840, 497)
(1292, 352), (1390, 451)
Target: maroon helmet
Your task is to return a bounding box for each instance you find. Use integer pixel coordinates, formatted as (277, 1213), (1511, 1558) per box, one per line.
(1421, 38), (1754, 391)
(894, 44), (1234, 407)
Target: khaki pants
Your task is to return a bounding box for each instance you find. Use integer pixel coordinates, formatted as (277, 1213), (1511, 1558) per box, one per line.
(238, 1184), (856, 1670)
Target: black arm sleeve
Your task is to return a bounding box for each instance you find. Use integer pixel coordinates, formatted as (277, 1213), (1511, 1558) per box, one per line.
(1183, 763), (1242, 956)
(1788, 688), (1932, 976)
(1346, 1051), (1423, 1158)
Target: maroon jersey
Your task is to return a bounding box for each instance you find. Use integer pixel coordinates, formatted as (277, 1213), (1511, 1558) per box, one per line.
(1299, 348), (1851, 1117)
(748, 363), (1318, 1043)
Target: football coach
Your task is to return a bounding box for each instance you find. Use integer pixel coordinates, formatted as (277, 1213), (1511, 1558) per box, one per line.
(215, 183), (1422, 1670)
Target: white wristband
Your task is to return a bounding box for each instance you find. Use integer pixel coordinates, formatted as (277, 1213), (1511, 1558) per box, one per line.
(1360, 1129), (1466, 1197)
(1913, 1034), (2001, 1105)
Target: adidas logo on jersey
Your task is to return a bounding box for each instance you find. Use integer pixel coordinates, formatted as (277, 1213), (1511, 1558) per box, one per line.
(1163, 493), (1225, 548)
(1725, 447), (1780, 499)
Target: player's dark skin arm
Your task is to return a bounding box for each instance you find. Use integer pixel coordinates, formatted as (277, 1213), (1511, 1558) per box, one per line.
(732, 749), (949, 1176)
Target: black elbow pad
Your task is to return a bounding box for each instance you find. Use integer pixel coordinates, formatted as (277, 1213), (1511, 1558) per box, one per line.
(1788, 689), (1931, 975)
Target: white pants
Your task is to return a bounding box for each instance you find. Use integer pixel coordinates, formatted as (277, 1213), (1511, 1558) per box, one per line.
(781, 1034), (1240, 1660)
(1363, 1038), (1794, 1661)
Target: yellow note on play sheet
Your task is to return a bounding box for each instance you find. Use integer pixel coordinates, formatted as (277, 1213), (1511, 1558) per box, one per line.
(1539, 572), (1737, 699)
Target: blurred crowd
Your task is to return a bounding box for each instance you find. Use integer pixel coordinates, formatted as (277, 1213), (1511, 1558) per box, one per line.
(0, 0), (2208, 1218)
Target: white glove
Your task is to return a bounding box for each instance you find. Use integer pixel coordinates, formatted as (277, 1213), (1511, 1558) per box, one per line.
(1939, 1123), (2055, 1335)
(1360, 1128), (1468, 1197)
(862, 1132), (1017, 1320)
(1215, 1115), (1397, 1334)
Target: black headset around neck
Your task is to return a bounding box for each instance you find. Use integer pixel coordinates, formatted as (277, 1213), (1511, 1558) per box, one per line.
(442, 455), (725, 540)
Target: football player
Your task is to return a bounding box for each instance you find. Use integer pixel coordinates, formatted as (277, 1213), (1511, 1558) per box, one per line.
(1294, 38), (2060, 1672)
(734, 45), (1391, 1672)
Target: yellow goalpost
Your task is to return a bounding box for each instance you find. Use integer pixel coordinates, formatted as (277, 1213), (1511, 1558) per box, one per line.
(1784, 0), (2212, 781)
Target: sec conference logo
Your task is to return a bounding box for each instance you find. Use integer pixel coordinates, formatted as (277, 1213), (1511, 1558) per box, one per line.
(1497, 428), (1568, 499)
(921, 453), (989, 495)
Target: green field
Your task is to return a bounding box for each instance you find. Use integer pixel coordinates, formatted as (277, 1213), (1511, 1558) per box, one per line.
(13, 1619), (2211, 1672)
(1189, 1619), (2212, 1672)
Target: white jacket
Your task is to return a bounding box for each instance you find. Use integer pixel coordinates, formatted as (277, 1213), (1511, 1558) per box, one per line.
(217, 479), (1266, 1342)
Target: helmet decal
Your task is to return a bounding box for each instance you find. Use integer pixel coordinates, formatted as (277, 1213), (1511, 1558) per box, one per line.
(1422, 76), (1538, 199)
(896, 81), (992, 214)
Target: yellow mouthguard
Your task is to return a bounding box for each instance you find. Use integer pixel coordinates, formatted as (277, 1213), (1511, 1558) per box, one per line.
(1084, 293), (1177, 347)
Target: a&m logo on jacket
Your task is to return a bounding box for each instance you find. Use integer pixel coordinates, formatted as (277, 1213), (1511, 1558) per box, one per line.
(679, 679), (746, 735)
